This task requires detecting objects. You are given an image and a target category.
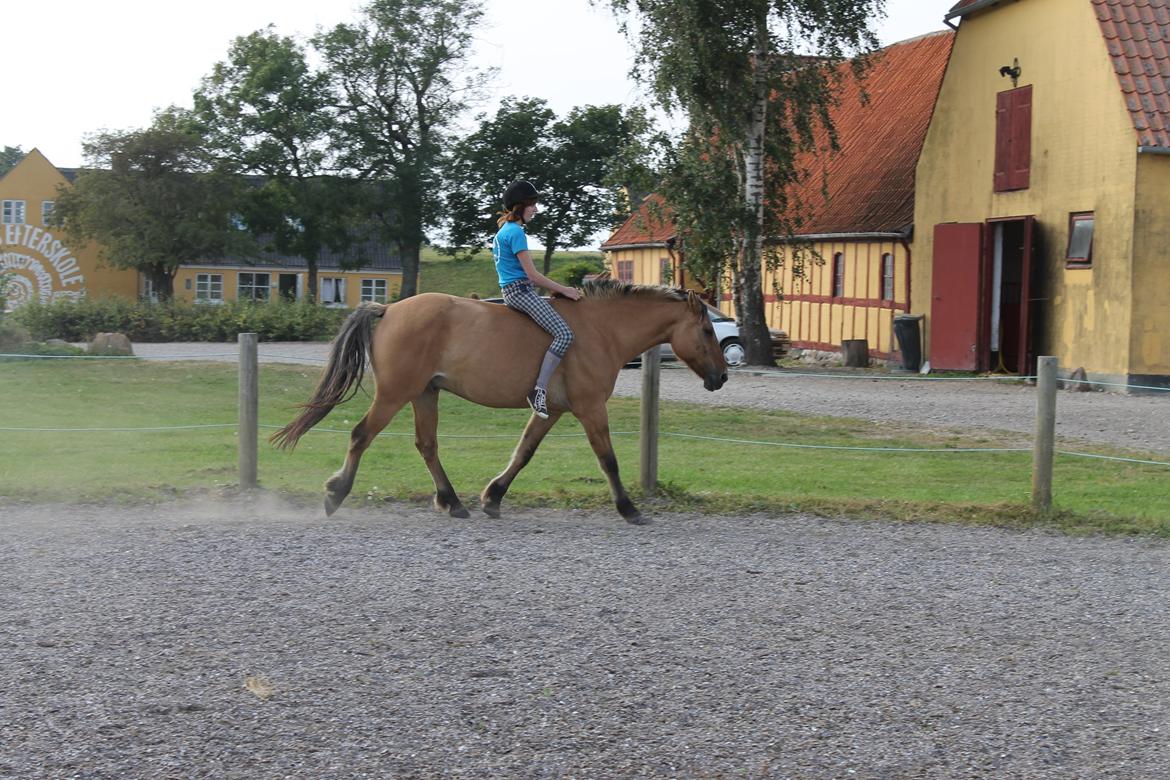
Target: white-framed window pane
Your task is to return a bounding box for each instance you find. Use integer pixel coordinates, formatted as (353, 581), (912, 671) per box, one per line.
(2, 200), (26, 224)
(196, 273), (224, 301)
(832, 253), (845, 297)
(1067, 213), (1094, 263)
(41, 200), (55, 225)
(881, 253), (895, 301)
(361, 278), (388, 303)
(321, 277), (346, 305)
(617, 260), (634, 283)
(238, 272), (270, 301)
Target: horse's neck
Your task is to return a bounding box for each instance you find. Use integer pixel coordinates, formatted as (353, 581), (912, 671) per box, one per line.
(595, 299), (677, 357)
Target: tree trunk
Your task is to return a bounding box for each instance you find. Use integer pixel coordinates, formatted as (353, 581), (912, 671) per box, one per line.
(153, 266), (175, 301)
(737, 20), (776, 367)
(542, 244), (556, 276)
(399, 241), (421, 299)
(307, 263), (318, 304)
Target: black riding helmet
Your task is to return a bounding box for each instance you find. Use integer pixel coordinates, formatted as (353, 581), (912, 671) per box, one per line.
(503, 180), (540, 210)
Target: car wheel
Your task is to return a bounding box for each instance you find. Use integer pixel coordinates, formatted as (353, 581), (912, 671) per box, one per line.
(721, 338), (745, 366)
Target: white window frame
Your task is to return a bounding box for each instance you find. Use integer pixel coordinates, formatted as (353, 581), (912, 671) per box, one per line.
(881, 253), (895, 302)
(321, 277), (346, 307)
(238, 272), (271, 302)
(41, 200), (55, 226)
(196, 273), (224, 304)
(360, 278), (388, 303)
(2, 200), (26, 224)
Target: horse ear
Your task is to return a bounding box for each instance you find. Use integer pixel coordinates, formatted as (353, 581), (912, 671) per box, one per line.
(686, 290), (704, 318)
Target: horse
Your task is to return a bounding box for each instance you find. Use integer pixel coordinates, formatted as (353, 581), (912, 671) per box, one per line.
(270, 279), (729, 523)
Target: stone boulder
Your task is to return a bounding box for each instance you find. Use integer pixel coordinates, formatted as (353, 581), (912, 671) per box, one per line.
(88, 332), (134, 356)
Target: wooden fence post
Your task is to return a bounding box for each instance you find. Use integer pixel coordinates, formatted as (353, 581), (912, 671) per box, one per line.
(1032, 355), (1057, 512)
(238, 333), (258, 490)
(640, 345), (661, 496)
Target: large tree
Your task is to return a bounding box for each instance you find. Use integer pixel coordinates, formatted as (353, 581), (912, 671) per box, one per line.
(0, 146), (23, 178)
(194, 27), (355, 301)
(607, 0), (884, 365)
(445, 97), (664, 273)
(315, 0), (488, 299)
(51, 109), (249, 300)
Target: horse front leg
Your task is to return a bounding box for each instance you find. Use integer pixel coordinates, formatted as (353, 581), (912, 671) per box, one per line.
(325, 397), (404, 516)
(576, 404), (643, 524)
(412, 388), (469, 519)
(481, 411), (562, 518)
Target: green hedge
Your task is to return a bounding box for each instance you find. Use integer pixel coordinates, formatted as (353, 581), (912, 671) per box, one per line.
(13, 297), (349, 342)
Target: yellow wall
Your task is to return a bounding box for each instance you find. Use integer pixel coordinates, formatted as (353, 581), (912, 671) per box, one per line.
(604, 246), (703, 289)
(0, 149), (139, 308)
(913, 0), (1140, 377)
(172, 266), (403, 305)
(763, 240), (911, 356)
(1131, 153), (1170, 378)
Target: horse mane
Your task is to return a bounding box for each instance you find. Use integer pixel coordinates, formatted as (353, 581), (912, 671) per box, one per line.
(579, 278), (687, 303)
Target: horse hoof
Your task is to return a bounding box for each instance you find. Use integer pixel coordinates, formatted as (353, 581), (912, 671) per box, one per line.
(624, 512), (649, 525)
(324, 494), (341, 517)
(450, 505), (471, 519)
(482, 504), (501, 519)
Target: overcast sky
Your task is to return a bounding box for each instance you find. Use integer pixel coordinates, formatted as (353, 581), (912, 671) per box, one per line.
(8, 0), (951, 169)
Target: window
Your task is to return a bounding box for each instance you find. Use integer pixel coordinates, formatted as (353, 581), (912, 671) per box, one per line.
(41, 201), (55, 226)
(238, 272), (271, 302)
(142, 277), (159, 303)
(320, 277), (346, 306)
(2, 200), (26, 224)
(196, 273), (224, 303)
(994, 85), (1032, 192)
(1066, 212), (1094, 266)
(361, 278), (388, 303)
(616, 260), (634, 283)
(881, 253), (895, 301)
(660, 257), (673, 285)
(832, 252), (845, 298)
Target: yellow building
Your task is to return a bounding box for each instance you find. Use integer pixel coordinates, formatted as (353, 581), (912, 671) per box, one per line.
(914, 0), (1170, 388)
(602, 31), (955, 362)
(1, 150), (403, 310)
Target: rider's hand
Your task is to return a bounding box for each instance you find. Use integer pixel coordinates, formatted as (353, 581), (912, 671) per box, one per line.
(559, 287), (582, 301)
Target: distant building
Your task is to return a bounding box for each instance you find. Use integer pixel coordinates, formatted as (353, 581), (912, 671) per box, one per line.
(0, 149), (403, 310)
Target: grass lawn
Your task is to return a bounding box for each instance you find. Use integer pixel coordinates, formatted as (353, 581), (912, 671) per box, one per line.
(418, 246), (605, 299)
(2, 360), (1168, 536)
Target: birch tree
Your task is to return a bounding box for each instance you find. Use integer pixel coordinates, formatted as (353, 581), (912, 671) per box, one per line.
(607, 0), (884, 365)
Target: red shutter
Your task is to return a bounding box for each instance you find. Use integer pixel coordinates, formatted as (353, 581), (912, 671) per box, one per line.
(1009, 86), (1032, 190)
(994, 91), (1012, 192)
(994, 86), (1032, 192)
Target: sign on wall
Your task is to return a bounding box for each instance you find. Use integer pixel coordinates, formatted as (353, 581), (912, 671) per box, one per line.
(0, 224), (86, 310)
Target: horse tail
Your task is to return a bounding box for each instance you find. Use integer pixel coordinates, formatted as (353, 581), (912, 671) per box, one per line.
(270, 302), (387, 451)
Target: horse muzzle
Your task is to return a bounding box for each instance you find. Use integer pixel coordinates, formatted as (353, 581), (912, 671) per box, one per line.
(704, 371), (728, 392)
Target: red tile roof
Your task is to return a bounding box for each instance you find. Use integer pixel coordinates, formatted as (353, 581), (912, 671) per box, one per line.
(786, 30), (954, 235)
(600, 193), (676, 249)
(1093, 0), (1170, 148)
(602, 31), (955, 247)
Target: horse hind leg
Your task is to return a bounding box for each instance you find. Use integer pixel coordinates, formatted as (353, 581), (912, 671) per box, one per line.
(412, 388), (469, 519)
(481, 411), (561, 518)
(324, 398), (403, 516)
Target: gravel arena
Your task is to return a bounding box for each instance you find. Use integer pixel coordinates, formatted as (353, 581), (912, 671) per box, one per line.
(2, 344), (1169, 779)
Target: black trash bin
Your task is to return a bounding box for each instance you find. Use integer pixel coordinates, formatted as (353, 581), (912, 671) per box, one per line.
(893, 314), (925, 372)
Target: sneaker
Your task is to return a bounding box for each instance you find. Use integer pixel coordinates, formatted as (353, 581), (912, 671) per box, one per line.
(526, 386), (549, 419)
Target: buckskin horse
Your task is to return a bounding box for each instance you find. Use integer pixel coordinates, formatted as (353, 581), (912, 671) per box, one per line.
(271, 279), (729, 523)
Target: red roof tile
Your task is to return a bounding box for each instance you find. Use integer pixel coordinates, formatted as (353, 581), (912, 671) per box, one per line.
(600, 193), (676, 249)
(785, 30), (954, 236)
(1094, 0), (1170, 148)
(602, 31), (955, 247)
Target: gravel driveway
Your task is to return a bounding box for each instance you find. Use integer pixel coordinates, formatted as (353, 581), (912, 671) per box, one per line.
(2, 498), (1168, 779)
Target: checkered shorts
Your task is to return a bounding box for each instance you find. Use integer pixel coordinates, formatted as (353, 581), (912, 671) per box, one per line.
(501, 280), (574, 357)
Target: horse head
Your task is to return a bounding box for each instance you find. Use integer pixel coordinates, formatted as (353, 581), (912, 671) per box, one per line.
(670, 291), (728, 392)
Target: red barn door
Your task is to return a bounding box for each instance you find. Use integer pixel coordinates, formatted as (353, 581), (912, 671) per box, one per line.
(930, 223), (986, 371)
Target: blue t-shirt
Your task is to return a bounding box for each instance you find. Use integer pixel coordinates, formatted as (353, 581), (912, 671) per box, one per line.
(493, 221), (529, 287)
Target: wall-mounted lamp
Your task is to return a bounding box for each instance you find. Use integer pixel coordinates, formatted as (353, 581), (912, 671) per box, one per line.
(999, 57), (1021, 87)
